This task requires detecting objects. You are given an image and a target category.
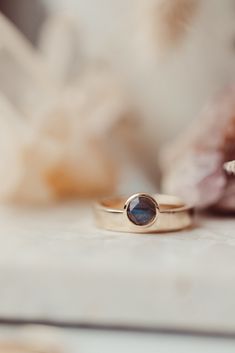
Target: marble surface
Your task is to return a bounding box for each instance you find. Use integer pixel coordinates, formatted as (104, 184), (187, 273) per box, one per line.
(1, 325), (235, 353)
(0, 202), (235, 333)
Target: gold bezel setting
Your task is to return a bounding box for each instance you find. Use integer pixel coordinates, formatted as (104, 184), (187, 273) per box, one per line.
(124, 193), (159, 228)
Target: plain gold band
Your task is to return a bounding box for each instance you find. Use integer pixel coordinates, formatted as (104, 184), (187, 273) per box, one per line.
(94, 194), (194, 233)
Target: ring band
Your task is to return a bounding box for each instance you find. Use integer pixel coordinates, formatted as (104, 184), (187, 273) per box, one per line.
(224, 160), (235, 175)
(94, 193), (194, 233)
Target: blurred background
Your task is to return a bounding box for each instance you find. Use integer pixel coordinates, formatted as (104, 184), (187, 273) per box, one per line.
(0, 0), (235, 206)
(0, 0), (234, 208)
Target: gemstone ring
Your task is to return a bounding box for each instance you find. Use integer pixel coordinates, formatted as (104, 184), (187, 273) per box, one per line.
(93, 193), (194, 233)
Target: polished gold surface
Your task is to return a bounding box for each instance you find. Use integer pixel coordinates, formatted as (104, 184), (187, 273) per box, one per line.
(94, 193), (194, 233)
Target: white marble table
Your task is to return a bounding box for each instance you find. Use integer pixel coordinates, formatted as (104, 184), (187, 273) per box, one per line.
(1, 325), (235, 353)
(0, 202), (234, 334)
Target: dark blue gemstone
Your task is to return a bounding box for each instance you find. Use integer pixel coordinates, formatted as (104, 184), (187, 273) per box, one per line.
(127, 195), (156, 226)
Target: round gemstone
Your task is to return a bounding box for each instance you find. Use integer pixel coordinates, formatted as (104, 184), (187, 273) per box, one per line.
(126, 195), (157, 226)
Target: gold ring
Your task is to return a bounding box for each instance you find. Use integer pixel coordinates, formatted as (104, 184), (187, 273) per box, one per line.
(224, 160), (235, 175)
(93, 193), (194, 233)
